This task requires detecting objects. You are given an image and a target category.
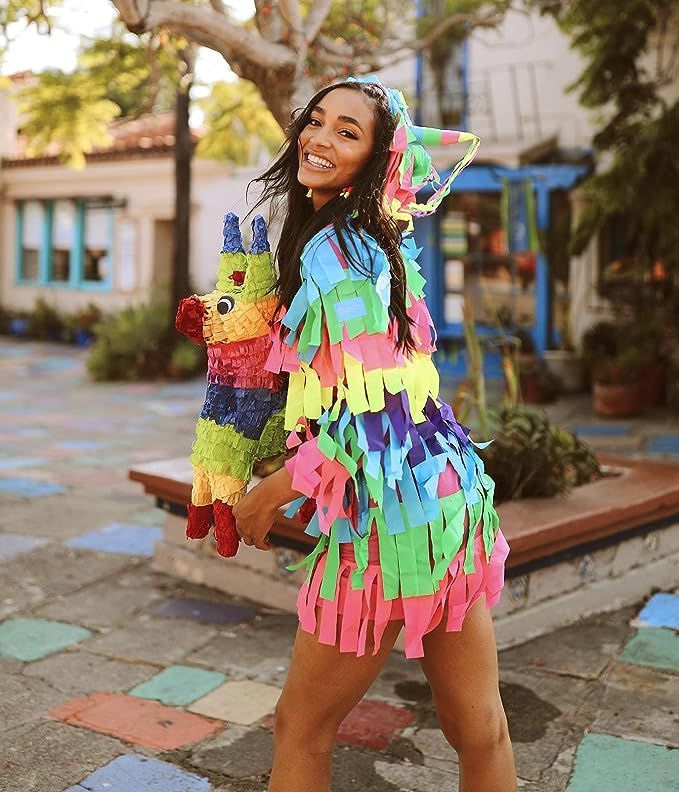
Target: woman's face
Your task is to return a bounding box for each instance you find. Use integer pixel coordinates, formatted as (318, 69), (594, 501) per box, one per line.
(297, 87), (376, 210)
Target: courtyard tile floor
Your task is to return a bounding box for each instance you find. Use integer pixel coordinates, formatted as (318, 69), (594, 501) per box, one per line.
(1, 338), (678, 791)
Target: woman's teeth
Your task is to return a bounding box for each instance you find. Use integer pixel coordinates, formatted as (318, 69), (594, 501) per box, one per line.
(306, 153), (334, 169)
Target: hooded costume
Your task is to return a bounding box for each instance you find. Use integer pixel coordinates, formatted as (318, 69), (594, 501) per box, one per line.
(265, 76), (510, 659)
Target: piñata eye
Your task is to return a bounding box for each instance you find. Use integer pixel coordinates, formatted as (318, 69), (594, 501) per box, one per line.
(217, 295), (235, 315)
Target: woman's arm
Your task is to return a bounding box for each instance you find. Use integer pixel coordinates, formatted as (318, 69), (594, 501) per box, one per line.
(253, 463), (302, 509)
(232, 463), (303, 550)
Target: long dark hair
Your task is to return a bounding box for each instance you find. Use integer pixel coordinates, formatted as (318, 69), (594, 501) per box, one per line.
(250, 80), (415, 353)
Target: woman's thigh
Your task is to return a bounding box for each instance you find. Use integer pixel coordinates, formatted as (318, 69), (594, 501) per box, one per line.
(275, 617), (404, 739)
(418, 595), (506, 749)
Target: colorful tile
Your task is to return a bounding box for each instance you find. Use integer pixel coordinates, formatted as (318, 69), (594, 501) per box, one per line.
(68, 754), (210, 792)
(153, 598), (256, 625)
(49, 692), (223, 750)
(66, 523), (162, 557)
(188, 680), (281, 725)
(54, 440), (109, 451)
(571, 424), (631, 437)
(566, 733), (679, 791)
(619, 627), (679, 673)
(129, 507), (166, 526)
(129, 665), (226, 706)
(0, 478), (67, 497)
(0, 532), (49, 561)
(0, 457), (48, 471)
(0, 618), (91, 661)
(647, 434), (679, 455)
(634, 593), (679, 630)
(336, 699), (414, 750)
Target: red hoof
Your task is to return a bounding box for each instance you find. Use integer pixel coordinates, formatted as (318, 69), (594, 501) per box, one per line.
(186, 503), (213, 539)
(213, 499), (239, 558)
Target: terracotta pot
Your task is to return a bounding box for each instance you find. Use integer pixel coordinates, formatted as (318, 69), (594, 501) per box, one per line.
(639, 361), (665, 407)
(593, 381), (643, 417)
(520, 370), (544, 404)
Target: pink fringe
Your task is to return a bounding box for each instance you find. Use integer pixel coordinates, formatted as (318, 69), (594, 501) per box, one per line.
(296, 529), (510, 659)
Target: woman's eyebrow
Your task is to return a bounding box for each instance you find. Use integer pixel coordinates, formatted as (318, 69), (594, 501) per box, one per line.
(311, 105), (363, 132)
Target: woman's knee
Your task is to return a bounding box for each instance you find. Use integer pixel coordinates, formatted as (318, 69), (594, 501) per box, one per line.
(438, 695), (510, 755)
(272, 698), (338, 753)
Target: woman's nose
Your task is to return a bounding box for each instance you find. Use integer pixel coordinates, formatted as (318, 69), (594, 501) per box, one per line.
(308, 126), (332, 148)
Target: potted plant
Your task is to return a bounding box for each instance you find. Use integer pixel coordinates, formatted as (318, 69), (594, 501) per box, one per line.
(542, 305), (584, 393)
(69, 303), (104, 347)
(9, 310), (30, 338)
(592, 347), (645, 417)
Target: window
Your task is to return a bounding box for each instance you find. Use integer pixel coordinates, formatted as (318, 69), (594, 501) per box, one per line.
(15, 199), (114, 290)
(51, 200), (75, 283)
(19, 201), (43, 281)
(83, 206), (111, 282)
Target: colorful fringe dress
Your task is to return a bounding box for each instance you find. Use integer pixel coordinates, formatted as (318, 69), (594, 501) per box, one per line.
(265, 225), (510, 659)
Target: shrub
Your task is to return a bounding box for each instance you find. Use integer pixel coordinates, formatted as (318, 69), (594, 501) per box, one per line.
(480, 406), (601, 503)
(26, 297), (64, 340)
(169, 337), (206, 379)
(87, 301), (175, 381)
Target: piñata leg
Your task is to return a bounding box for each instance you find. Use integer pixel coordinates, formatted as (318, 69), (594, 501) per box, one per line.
(186, 503), (213, 539)
(213, 499), (239, 557)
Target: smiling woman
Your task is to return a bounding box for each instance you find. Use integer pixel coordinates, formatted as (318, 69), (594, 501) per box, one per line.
(239, 76), (517, 792)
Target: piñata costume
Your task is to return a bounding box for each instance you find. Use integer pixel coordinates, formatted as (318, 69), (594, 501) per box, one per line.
(265, 77), (510, 659)
(176, 214), (287, 557)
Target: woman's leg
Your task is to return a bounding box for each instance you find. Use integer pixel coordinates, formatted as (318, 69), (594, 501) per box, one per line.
(269, 618), (404, 792)
(419, 595), (517, 792)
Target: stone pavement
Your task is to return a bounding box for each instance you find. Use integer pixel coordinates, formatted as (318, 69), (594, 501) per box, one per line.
(1, 338), (678, 792)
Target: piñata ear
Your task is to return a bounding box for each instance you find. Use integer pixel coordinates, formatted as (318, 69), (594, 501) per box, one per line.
(249, 215), (270, 255)
(217, 212), (248, 291)
(221, 212), (244, 253)
(241, 215), (277, 304)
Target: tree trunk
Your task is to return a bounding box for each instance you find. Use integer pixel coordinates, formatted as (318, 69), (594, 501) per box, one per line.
(171, 53), (193, 329)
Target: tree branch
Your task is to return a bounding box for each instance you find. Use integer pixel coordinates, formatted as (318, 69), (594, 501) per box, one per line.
(411, 7), (509, 52)
(304, 0), (333, 43)
(279, 0), (304, 36)
(110, 0), (295, 71)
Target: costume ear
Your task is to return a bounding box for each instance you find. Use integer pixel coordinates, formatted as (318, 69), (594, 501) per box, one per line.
(221, 212), (244, 253)
(249, 215), (270, 255)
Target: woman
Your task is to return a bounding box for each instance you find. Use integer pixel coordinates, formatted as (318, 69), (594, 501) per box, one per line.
(233, 77), (517, 792)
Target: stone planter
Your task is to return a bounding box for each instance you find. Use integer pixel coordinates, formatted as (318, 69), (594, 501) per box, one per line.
(542, 349), (584, 393)
(129, 455), (679, 650)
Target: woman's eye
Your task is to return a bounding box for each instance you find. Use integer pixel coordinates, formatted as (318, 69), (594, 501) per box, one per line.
(217, 295), (235, 315)
(308, 118), (321, 127)
(340, 129), (358, 139)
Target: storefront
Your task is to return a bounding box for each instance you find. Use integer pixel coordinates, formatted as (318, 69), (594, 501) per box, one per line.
(413, 163), (588, 377)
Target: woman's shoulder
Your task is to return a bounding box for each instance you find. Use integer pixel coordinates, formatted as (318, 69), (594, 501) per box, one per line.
(300, 220), (389, 284)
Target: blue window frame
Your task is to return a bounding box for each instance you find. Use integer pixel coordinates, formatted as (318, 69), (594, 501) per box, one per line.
(15, 198), (114, 291)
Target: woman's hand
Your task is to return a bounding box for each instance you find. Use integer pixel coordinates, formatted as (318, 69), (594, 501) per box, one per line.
(232, 486), (277, 551)
(232, 464), (303, 551)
